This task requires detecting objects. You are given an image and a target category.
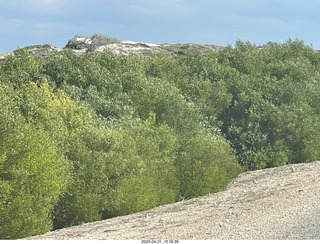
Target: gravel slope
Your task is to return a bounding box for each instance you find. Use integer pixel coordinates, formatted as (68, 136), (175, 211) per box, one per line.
(25, 161), (320, 240)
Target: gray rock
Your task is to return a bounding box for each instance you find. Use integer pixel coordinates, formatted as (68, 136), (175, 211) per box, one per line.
(65, 35), (92, 50)
(25, 44), (60, 59)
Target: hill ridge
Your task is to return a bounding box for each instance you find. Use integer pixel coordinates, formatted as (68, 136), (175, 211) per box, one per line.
(0, 34), (225, 59)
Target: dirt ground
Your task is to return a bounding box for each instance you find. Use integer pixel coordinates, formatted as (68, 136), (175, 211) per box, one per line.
(25, 161), (320, 240)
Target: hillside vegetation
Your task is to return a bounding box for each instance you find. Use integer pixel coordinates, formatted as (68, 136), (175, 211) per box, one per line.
(1, 38), (320, 239)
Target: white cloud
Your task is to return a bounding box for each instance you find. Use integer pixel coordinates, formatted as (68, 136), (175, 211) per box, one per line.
(110, 0), (192, 20)
(30, 0), (62, 5)
(27, 0), (68, 13)
(0, 0), (73, 14)
(0, 18), (26, 33)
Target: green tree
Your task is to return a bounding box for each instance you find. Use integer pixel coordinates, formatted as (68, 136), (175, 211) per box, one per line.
(176, 132), (242, 199)
(103, 116), (179, 217)
(0, 84), (70, 239)
(0, 48), (41, 87)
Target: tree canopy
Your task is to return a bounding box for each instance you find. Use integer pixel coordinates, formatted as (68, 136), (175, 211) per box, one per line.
(1, 38), (320, 239)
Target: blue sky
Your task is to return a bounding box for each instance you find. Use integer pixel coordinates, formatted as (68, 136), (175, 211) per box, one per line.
(1, 0), (320, 53)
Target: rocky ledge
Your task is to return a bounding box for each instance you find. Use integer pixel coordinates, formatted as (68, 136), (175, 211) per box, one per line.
(0, 44), (60, 60)
(0, 34), (225, 59)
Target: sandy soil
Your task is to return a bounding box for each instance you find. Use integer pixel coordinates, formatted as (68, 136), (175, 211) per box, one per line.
(25, 161), (320, 240)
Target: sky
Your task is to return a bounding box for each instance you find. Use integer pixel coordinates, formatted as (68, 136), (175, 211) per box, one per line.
(1, 0), (320, 53)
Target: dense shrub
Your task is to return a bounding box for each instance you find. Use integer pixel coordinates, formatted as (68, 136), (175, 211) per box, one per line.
(0, 83), (70, 239)
(2, 37), (320, 239)
(176, 132), (241, 198)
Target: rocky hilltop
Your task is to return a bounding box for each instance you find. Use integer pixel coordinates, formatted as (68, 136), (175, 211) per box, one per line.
(0, 34), (225, 59)
(64, 34), (225, 56)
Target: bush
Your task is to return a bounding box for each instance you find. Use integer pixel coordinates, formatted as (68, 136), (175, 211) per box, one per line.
(0, 88), (70, 238)
(0, 125), (70, 239)
(176, 132), (242, 199)
(103, 117), (180, 218)
(90, 33), (120, 47)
